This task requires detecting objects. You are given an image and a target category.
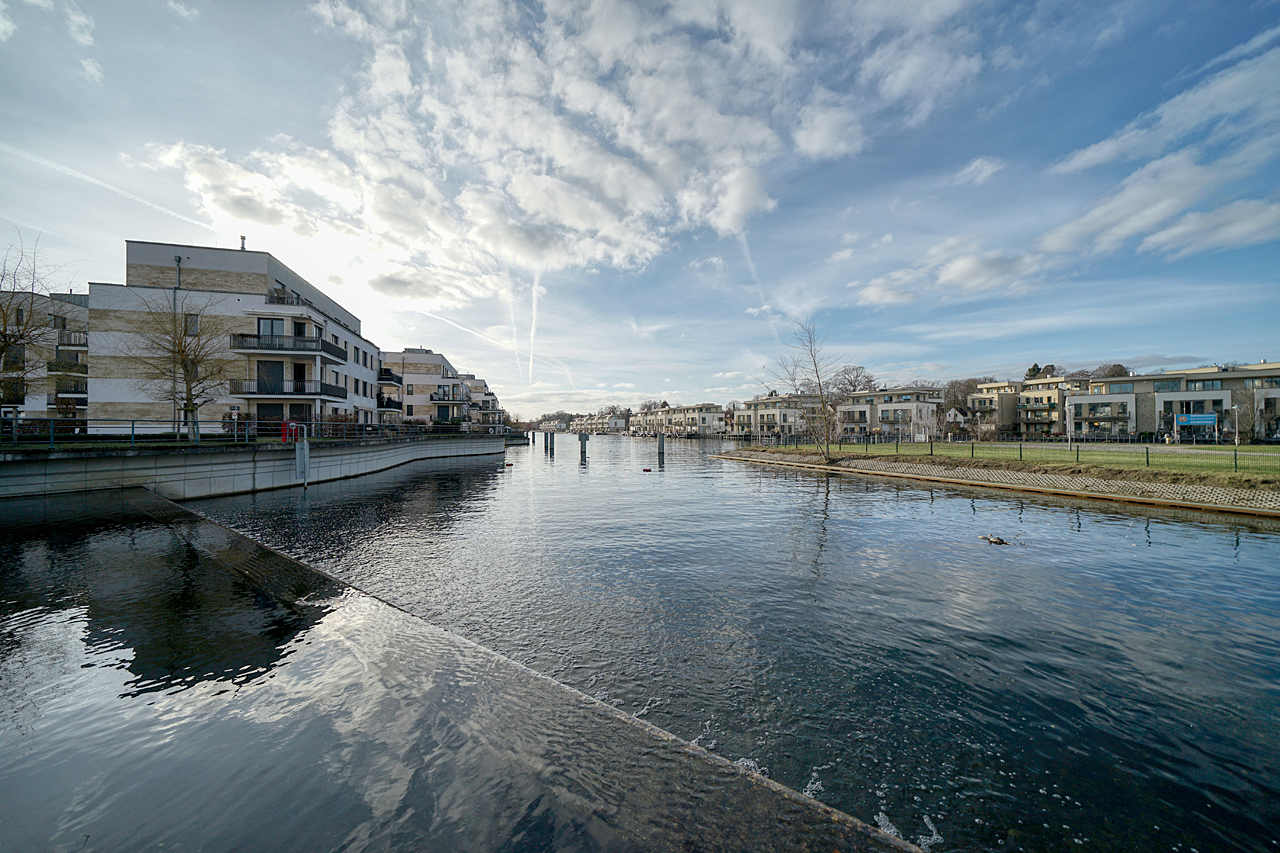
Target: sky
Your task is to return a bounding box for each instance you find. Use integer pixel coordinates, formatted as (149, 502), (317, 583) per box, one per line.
(2, 0), (1278, 420)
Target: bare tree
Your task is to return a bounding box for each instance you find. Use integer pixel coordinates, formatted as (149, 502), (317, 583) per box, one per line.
(830, 364), (877, 399)
(770, 319), (843, 462)
(1093, 362), (1131, 378)
(943, 376), (996, 410)
(116, 289), (240, 440)
(1, 237), (63, 407)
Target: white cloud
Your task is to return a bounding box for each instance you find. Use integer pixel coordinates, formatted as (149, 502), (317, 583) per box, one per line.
(65, 1), (92, 46)
(166, 1), (199, 19)
(1039, 149), (1228, 254)
(79, 57), (101, 83)
(950, 156), (1004, 186)
(0, 3), (15, 42)
(827, 248), (854, 262)
(857, 31), (982, 124)
(1138, 199), (1280, 258)
(1054, 47), (1280, 173)
(936, 250), (1040, 290)
(853, 280), (918, 307)
(793, 87), (864, 160)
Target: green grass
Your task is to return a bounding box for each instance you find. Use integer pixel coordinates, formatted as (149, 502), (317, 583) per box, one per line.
(781, 440), (1280, 476)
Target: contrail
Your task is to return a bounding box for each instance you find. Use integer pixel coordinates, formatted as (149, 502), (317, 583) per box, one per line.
(0, 142), (214, 229)
(528, 271), (542, 383)
(738, 232), (780, 344)
(505, 272), (525, 382)
(416, 308), (562, 373)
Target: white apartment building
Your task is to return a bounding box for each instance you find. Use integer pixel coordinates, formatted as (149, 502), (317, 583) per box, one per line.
(391, 348), (472, 427)
(88, 241), (384, 431)
(837, 387), (942, 440)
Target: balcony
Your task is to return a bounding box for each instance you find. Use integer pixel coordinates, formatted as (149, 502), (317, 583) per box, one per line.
(230, 334), (347, 361)
(230, 379), (348, 399)
(46, 360), (88, 375)
(376, 395), (403, 411)
(378, 367), (403, 385)
(58, 330), (88, 347)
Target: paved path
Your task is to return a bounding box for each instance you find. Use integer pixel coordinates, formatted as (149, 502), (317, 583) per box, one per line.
(718, 450), (1280, 518)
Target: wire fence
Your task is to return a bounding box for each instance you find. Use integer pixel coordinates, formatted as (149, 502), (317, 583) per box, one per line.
(0, 417), (506, 450)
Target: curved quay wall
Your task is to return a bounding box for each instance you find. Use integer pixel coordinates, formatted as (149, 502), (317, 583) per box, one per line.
(0, 435), (506, 500)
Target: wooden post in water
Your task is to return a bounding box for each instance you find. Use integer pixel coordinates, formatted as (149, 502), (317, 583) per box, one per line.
(579, 432), (589, 462)
(657, 432), (665, 463)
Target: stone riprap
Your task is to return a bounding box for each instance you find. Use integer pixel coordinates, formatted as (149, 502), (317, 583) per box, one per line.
(719, 449), (1280, 517)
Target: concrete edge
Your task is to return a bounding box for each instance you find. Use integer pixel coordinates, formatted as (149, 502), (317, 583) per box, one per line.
(153, 492), (920, 852)
(712, 453), (1280, 520)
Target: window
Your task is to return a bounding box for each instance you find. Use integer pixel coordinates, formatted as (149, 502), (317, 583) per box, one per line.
(1188, 379), (1221, 391)
(406, 384), (413, 395)
(1244, 377), (1280, 388)
(258, 318), (284, 336)
(48, 314), (67, 330)
(363, 352), (369, 368)
(1108, 383), (1133, 393)
(15, 309), (23, 326)
(1154, 380), (1180, 392)
(184, 314), (199, 336)
(2, 344), (24, 370)
(1073, 403), (1082, 417)
(406, 405), (413, 417)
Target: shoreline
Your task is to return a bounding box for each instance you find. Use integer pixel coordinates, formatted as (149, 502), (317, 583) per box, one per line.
(716, 448), (1280, 519)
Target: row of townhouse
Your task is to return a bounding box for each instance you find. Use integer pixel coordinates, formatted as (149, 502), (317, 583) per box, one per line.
(964, 362), (1280, 440)
(0, 240), (506, 434)
(569, 412), (630, 433)
(630, 403), (725, 435)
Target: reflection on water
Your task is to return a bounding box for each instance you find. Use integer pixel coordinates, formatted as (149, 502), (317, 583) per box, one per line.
(189, 437), (1280, 853)
(0, 488), (909, 852)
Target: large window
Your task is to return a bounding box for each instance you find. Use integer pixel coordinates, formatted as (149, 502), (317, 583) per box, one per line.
(1108, 383), (1133, 393)
(184, 314), (199, 336)
(1188, 379), (1222, 391)
(1154, 380), (1180, 392)
(1245, 377), (1280, 388)
(258, 317), (285, 336)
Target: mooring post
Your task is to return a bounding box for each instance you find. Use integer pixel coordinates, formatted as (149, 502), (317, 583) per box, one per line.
(657, 432), (665, 461)
(579, 431), (589, 461)
(549, 431), (554, 456)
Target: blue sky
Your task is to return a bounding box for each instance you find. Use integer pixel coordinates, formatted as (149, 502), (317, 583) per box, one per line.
(2, 0), (1278, 419)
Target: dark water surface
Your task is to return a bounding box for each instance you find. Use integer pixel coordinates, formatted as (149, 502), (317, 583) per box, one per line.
(0, 488), (903, 853)
(184, 436), (1280, 853)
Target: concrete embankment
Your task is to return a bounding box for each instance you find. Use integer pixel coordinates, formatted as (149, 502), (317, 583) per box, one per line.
(717, 449), (1280, 518)
(0, 435), (504, 500)
(0, 488), (921, 853)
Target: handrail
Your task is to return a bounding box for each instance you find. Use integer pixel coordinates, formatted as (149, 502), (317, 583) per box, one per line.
(229, 334), (348, 361)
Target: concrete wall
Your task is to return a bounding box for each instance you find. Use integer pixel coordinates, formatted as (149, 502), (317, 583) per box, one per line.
(0, 436), (505, 500)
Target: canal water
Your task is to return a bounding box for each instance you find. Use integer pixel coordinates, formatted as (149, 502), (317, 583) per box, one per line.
(4, 436), (1279, 851)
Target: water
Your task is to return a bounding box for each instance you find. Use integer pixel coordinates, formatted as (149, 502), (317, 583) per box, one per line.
(3, 437), (1278, 851)
(185, 436), (1280, 852)
(0, 489), (895, 852)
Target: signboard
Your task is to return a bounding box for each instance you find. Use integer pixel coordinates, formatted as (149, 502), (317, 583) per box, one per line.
(1175, 413), (1217, 426)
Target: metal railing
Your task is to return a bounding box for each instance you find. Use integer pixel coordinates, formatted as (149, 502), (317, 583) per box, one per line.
(57, 330), (89, 347)
(46, 360), (88, 375)
(0, 416), (488, 448)
(378, 368), (402, 385)
(229, 334), (347, 361)
(377, 396), (402, 411)
(230, 379), (349, 399)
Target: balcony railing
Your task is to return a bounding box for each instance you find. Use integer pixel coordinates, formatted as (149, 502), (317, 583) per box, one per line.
(230, 379), (348, 399)
(229, 334), (347, 361)
(58, 330), (89, 347)
(47, 360), (88, 375)
(376, 396), (403, 411)
(378, 368), (403, 385)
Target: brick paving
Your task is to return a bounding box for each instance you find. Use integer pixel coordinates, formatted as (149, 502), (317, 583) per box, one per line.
(719, 450), (1280, 516)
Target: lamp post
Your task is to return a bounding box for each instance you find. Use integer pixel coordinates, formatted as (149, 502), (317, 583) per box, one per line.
(1231, 404), (1239, 446)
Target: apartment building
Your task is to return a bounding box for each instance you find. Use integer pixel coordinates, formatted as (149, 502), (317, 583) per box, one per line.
(568, 412), (629, 433)
(2, 240), (500, 434)
(668, 403), (725, 435)
(0, 291), (90, 421)
(461, 375), (506, 433)
(967, 380), (1023, 438)
(391, 348), (472, 426)
(734, 392), (820, 436)
(1016, 376), (1089, 437)
(836, 387), (943, 439)
(1066, 361), (1280, 439)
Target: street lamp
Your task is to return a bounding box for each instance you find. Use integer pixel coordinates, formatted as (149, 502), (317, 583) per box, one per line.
(1231, 404), (1239, 446)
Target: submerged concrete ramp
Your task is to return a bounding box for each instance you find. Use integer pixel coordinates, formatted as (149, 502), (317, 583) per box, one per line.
(0, 489), (918, 853)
